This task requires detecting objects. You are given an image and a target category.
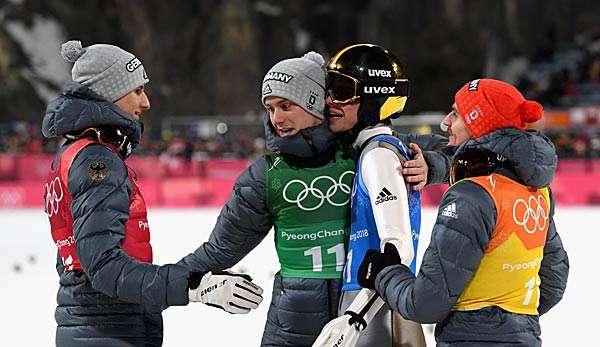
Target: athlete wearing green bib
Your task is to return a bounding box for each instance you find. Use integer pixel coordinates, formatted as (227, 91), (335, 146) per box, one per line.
(267, 152), (354, 279)
(179, 52), (349, 346)
(179, 51), (451, 346)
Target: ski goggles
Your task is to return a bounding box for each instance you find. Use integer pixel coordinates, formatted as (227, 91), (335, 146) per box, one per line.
(65, 127), (134, 158)
(326, 70), (410, 104)
(449, 147), (507, 185)
(327, 71), (361, 104)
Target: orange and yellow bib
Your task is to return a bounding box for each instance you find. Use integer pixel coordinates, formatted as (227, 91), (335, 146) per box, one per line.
(453, 173), (550, 315)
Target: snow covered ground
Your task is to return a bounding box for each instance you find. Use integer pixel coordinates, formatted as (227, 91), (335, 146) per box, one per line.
(0, 207), (594, 346)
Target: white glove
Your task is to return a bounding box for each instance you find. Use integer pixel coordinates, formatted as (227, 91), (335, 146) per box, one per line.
(188, 271), (263, 314)
(312, 314), (361, 347)
(313, 289), (385, 347)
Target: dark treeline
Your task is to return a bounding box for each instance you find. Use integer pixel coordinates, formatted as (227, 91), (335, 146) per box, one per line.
(1, 0), (598, 129)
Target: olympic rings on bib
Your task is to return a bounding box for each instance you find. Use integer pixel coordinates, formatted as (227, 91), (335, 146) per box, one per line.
(512, 195), (548, 234)
(283, 171), (354, 211)
(45, 176), (64, 217)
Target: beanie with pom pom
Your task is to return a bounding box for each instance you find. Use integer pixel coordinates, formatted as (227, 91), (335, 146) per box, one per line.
(261, 51), (326, 119)
(454, 78), (543, 138)
(61, 40), (149, 102)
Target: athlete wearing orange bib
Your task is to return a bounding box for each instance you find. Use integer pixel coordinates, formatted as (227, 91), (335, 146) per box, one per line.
(454, 173), (550, 315)
(357, 79), (569, 346)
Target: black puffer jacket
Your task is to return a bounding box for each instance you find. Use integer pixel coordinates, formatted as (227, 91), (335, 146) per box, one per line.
(43, 83), (190, 347)
(375, 129), (569, 346)
(179, 119), (451, 346)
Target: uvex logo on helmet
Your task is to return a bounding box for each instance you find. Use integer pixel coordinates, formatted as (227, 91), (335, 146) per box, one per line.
(368, 69), (392, 77)
(363, 86), (396, 94)
(327, 43), (409, 125)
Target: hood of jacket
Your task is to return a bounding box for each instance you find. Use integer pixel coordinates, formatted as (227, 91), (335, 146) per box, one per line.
(42, 82), (142, 147)
(455, 128), (557, 188)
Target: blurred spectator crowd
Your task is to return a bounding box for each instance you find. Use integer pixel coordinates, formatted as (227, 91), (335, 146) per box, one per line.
(5, 26), (600, 162)
(0, 121), (266, 160)
(5, 26), (600, 161)
(546, 129), (600, 159)
(1, 119), (599, 160)
(515, 28), (600, 107)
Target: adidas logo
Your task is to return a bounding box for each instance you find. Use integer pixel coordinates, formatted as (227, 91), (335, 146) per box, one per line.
(441, 202), (457, 218)
(375, 187), (397, 205)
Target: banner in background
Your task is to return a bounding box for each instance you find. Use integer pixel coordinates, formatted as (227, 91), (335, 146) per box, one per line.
(0, 155), (597, 208)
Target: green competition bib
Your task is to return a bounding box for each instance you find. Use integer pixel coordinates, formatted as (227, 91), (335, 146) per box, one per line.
(267, 153), (355, 278)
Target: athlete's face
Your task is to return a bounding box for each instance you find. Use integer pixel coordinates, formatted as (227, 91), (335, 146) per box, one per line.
(265, 97), (323, 137)
(442, 103), (472, 147)
(115, 85), (150, 121)
(326, 96), (359, 133)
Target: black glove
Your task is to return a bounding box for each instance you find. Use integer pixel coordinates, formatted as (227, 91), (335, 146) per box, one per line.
(358, 243), (405, 289)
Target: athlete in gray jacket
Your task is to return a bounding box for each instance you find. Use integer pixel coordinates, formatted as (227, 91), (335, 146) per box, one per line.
(179, 51), (451, 346)
(358, 79), (569, 346)
(43, 41), (263, 347)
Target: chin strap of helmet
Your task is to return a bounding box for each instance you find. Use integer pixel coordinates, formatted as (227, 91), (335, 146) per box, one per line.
(339, 96), (392, 145)
(357, 97), (385, 130)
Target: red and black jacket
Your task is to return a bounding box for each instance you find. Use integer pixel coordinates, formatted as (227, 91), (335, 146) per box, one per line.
(42, 83), (191, 346)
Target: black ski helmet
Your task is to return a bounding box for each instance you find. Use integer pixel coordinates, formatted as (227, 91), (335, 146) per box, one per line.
(326, 43), (410, 129)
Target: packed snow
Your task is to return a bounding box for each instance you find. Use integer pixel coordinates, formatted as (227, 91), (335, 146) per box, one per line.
(0, 207), (592, 346)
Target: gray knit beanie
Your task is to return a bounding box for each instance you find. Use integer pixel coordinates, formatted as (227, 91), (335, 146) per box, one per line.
(61, 40), (150, 102)
(261, 51), (326, 119)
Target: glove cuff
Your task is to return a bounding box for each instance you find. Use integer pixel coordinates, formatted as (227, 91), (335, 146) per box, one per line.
(358, 244), (403, 289)
(188, 271), (207, 290)
(345, 310), (367, 331)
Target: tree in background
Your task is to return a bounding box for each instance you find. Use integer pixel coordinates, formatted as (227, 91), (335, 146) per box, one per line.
(1, 0), (599, 128)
